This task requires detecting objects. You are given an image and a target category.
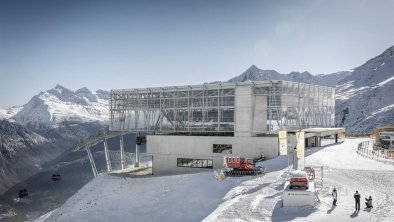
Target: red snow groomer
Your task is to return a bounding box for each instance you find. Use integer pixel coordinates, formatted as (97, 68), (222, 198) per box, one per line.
(223, 156), (266, 176)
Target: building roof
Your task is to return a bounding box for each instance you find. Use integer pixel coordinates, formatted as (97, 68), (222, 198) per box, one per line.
(111, 80), (335, 93)
(288, 128), (345, 138)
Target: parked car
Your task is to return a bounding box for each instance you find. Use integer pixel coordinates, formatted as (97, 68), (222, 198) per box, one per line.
(289, 170), (309, 189)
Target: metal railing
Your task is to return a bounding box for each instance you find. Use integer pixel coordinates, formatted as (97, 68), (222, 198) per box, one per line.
(357, 140), (394, 166)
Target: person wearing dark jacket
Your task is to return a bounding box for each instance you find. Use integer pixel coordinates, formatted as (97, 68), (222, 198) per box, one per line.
(354, 190), (361, 211)
(332, 188), (337, 206)
(365, 196), (373, 208)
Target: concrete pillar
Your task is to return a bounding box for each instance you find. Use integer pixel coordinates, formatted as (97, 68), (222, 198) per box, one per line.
(234, 85), (253, 137)
(135, 144), (140, 168)
(293, 147), (298, 170)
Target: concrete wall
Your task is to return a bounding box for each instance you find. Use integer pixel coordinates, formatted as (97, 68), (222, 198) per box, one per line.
(252, 95), (267, 134)
(147, 135), (279, 175)
(235, 85), (253, 137)
(235, 85), (268, 136)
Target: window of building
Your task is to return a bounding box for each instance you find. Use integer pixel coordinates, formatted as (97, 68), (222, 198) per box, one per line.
(177, 158), (213, 168)
(213, 144), (232, 154)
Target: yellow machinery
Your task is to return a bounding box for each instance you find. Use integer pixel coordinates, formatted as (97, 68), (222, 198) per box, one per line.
(375, 127), (394, 146)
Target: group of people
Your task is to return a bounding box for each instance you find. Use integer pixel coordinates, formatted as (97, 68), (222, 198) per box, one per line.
(332, 188), (373, 211)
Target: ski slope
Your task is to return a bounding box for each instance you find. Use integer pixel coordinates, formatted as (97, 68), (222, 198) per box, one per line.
(41, 139), (394, 222)
(205, 138), (394, 222)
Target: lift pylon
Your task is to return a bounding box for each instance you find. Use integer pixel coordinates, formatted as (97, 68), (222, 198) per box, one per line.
(86, 144), (98, 177)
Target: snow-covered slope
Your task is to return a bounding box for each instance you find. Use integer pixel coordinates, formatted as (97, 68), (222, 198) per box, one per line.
(0, 106), (23, 120)
(40, 139), (394, 222)
(336, 46), (394, 133)
(11, 85), (109, 128)
(228, 65), (352, 86)
(205, 138), (394, 222)
(41, 172), (242, 222)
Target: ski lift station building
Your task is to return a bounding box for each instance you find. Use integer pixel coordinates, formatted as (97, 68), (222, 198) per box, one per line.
(109, 81), (344, 175)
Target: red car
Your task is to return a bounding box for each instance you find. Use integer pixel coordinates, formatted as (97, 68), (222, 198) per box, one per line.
(289, 170), (309, 189)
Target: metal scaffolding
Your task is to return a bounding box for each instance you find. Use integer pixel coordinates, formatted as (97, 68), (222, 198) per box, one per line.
(255, 81), (335, 132)
(110, 81), (335, 134)
(110, 84), (236, 133)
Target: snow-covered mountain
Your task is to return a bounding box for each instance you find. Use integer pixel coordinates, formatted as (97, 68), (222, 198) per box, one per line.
(336, 46), (394, 133)
(228, 65), (352, 86)
(10, 85), (109, 128)
(0, 85), (110, 195)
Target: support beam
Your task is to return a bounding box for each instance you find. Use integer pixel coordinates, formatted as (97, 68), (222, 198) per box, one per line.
(86, 145), (98, 178)
(120, 134), (125, 169)
(135, 143), (140, 168)
(103, 137), (112, 172)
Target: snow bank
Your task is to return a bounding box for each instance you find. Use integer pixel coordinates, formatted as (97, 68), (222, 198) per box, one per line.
(206, 139), (394, 222)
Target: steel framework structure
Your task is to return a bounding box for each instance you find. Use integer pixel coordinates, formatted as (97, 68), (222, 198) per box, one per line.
(110, 81), (335, 134)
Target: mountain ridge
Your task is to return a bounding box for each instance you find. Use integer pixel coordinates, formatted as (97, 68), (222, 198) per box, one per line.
(228, 64), (353, 86)
(8, 85), (110, 129)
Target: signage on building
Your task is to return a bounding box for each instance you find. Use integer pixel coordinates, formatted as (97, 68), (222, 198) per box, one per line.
(296, 131), (305, 159)
(279, 130), (287, 155)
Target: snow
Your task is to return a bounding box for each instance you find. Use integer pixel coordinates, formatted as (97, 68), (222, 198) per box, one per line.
(39, 91), (109, 124)
(0, 109), (7, 119)
(41, 139), (394, 222)
(206, 138), (394, 221)
(378, 75), (394, 86)
(0, 106), (22, 119)
(0, 209), (17, 220)
(363, 104), (394, 121)
(373, 62), (385, 71)
(34, 209), (57, 222)
(12, 85), (110, 127)
(42, 172), (243, 222)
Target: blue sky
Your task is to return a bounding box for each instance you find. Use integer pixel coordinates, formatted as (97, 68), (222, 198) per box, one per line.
(1, 0), (394, 108)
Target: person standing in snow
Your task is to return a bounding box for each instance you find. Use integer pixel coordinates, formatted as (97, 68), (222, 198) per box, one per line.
(332, 188), (337, 206)
(354, 190), (361, 211)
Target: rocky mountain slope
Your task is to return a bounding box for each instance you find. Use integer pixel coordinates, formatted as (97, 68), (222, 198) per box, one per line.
(336, 46), (394, 133)
(228, 65), (352, 86)
(0, 119), (53, 194)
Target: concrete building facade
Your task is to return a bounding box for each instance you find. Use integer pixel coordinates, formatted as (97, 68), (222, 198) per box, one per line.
(110, 81), (337, 174)
(147, 135), (278, 175)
